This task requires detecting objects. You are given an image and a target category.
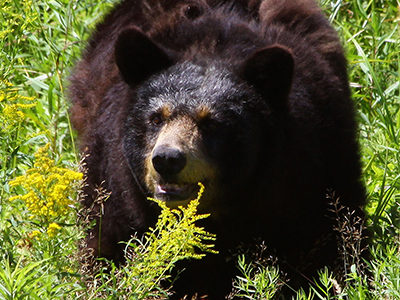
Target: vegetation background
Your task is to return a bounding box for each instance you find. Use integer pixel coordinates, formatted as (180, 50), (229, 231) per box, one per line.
(0, 0), (399, 298)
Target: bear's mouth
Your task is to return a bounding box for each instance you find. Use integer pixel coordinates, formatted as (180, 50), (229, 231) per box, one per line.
(154, 182), (198, 203)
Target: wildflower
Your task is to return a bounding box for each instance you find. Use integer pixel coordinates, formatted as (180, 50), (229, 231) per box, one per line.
(0, 0), (38, 42)
(28, 230), (41, 240)
(47, 223), (61, 238)
(9, 144), (83, 223)
(3, 103), (35, 123)
(142, 182), (217, 276)
(109, 182), (217, 295)
(0, 80), (36, 129)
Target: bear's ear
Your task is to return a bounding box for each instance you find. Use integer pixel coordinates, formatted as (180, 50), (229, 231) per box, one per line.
(115, 27), (172, 85)
(240, 45), (294, 111)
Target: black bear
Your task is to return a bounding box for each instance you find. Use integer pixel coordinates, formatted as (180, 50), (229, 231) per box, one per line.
(69, 0), (366, 298)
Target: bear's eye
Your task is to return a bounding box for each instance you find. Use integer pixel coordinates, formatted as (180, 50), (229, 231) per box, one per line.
(150, 114), (163, 126)
(184, 4), (203, 20)
(199, 118), (219, 133)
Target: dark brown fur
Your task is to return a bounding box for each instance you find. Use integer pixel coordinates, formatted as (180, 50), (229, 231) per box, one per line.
(69, 0), (366, 298)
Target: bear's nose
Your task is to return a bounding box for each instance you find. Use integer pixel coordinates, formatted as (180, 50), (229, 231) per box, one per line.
(152, 145), (187, 177)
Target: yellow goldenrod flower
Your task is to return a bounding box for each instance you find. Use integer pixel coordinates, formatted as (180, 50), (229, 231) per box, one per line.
(121, 182), (217, 290)
(28, 230), (41, 240)
(47, 223), (61, 238)
(145, 182), (217, 268)
(0, 80), (36, 129)
(0, 0), (38, 42)
(9, 144), (83, 224)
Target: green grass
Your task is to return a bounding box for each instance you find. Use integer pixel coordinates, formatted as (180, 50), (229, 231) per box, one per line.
(1, 0), (399, 299)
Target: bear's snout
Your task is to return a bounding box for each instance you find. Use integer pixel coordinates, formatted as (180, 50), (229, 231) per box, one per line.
(152, 145), (187, 177)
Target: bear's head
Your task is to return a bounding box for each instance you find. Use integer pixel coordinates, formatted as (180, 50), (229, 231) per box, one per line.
(115, 27), (294, 213)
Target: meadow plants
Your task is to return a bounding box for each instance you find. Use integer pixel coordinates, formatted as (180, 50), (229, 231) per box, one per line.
(0, 0), (399, 299)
